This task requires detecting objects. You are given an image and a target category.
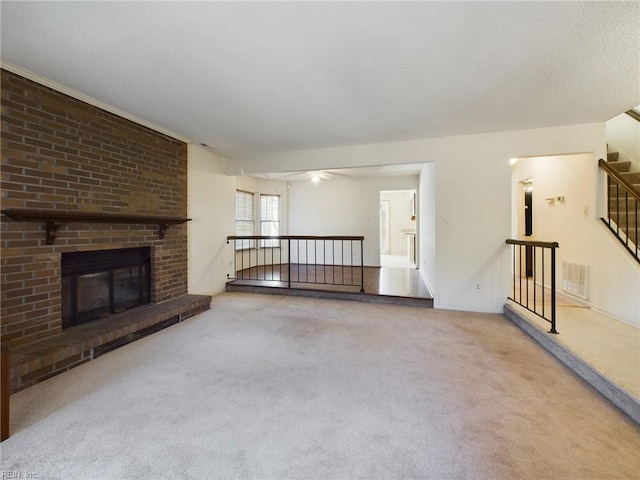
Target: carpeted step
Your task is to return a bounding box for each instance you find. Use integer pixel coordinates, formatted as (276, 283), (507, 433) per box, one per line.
(609, 211), (638, 227)
(609, 161), (631, 173)
(606, 214), (638, 243)
(608, 198), (639, 212)
(607, 151), (620, 162)
(622, 171), (640, 184)
(608, 184), (640, 198)
(605, 225), (638, 246)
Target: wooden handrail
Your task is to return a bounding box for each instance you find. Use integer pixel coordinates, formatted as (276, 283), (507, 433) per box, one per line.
(506, 239), (559, 249)
(227, 235), (365, 241)
(1, 209), (191, 244)
(598, 159), (640, 201)
(626, 109), (640, 123)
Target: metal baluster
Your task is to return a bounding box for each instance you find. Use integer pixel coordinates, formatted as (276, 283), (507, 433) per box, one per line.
(314, 239), (317, 284)
(512, 244), (516, 301)
(518, 244), (522, 304)
(525, 246), (529, 311)
(616, 183), (620, 236)
(635, 198), (640, 258)
(550, 245), (558, 334)
(360, 239), (365, 293)
(541, 248), (545, 320)
(340, 240), (344, 285)
(625, 191), (629, 246)
(332, 239), (335, 285)
(287, 238), (291, 288)
(304, 239), (309, 282)
(323, 239), (326, 285)
(532, 247), (537, 317)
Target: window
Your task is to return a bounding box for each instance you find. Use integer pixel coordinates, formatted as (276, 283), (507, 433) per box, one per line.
(260, 194), (280, 247)
(235, 190), (254, 249)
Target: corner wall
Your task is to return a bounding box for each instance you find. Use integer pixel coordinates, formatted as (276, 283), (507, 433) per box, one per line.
(187, 145), (236, 296)
(419, 163), (436, 295)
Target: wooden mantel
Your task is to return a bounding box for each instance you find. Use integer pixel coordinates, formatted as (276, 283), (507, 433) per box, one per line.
(1, 209), (191, 245)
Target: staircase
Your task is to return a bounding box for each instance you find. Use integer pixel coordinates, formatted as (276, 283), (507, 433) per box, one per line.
(605, 151), (640, 249)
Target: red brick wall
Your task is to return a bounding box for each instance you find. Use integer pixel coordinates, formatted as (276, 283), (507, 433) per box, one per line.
(1, 69), (188, 348)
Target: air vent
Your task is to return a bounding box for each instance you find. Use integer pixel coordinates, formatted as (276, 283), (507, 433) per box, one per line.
(562, 261), (589, 300)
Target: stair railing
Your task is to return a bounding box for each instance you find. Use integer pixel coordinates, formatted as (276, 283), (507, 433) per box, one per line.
(625, 109), (640, 123)
(227, 235), (365, 293)
(506, 239), (559, 334)
(598, 159), (639, 264)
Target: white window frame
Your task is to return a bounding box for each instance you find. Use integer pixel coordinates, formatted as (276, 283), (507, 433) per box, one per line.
(235, 190), (254, 250)
(260, 194), (280, 248)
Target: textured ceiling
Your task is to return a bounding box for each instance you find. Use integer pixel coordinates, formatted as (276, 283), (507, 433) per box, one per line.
(1, 1), (639, 159)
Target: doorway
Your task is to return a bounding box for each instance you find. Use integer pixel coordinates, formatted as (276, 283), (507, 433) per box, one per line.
(379, 190), (417, 268)
(524, 187), (534, 277)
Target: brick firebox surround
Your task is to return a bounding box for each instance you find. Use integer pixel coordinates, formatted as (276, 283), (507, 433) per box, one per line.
(1, 69), (210, 391)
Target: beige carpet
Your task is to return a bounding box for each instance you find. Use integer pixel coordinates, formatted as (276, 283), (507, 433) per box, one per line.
(2, 293), (639, 479)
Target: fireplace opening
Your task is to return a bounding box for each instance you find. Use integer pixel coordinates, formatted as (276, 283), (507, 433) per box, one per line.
(62, 247), (151, 329)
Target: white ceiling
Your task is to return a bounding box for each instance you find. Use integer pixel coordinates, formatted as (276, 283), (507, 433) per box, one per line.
(1, 1), (639, 162)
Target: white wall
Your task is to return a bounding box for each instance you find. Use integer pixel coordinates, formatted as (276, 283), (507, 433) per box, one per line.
(187, 144), (236, 296)
(512, 153), (640, 326)
(288, 176), (418, 266)
(606, 111), (640, 166)
(230, 123), (608, 313)
(419, 163), (436, 295)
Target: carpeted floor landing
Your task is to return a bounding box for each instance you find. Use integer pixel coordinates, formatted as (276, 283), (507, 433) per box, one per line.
(2, 292), (639, 479)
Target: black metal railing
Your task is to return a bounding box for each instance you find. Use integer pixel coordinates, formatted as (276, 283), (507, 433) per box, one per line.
(599, 159), (639, 264)
(506, 239), (559, 334)
(227, 235), (365, 292)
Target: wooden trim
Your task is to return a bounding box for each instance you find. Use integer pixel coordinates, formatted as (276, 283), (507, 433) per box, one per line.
(1, 343), (9, 442)
(506, 239), (559, 249)
(600, 218), (640, 264)
(625, 109), (640, 123)
(1, 209), (191, 244)
(228, 235), (365, 241)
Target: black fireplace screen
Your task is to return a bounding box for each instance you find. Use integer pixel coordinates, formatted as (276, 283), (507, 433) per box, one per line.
(62, 247), (151, 328)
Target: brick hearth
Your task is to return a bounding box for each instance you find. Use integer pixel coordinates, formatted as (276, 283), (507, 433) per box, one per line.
(9, 294), (211, 393)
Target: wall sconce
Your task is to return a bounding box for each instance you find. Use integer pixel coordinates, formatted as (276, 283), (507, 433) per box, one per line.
(522, 179), (533, 192)
(311, 174), (320, 185)
(546, 196), (565, 205)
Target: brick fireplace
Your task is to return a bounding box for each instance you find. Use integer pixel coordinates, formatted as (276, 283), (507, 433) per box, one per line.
(1, 70), (209, 391)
